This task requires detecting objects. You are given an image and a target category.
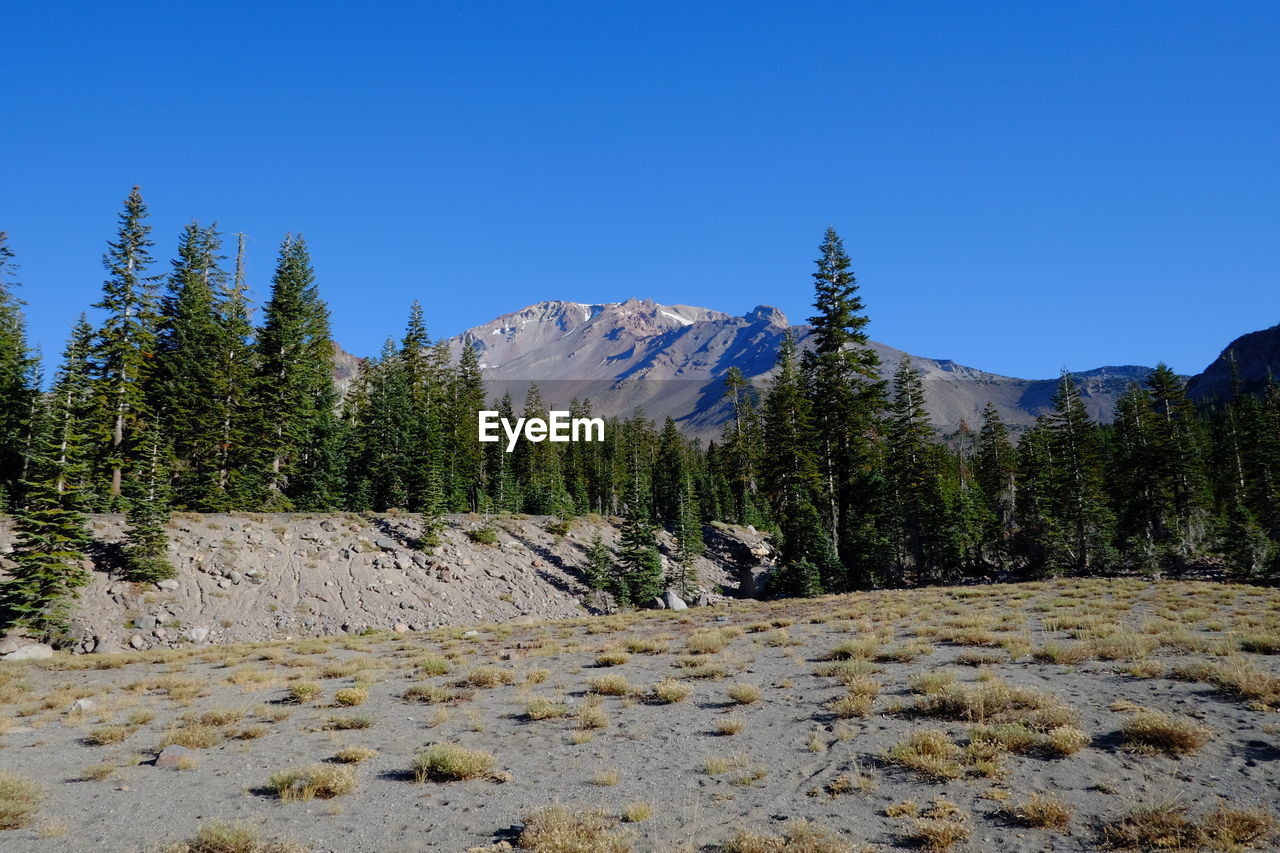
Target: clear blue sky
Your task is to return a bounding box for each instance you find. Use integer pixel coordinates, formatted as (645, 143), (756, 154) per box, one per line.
(4, 1), (1277, 378)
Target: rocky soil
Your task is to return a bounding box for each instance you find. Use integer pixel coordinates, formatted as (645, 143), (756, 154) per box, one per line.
(0, 513), (776, 654)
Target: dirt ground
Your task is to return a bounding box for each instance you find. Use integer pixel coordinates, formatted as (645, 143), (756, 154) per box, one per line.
(1, 578), (1279, 852)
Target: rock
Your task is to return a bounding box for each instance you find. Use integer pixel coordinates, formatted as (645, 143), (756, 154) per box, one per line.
(0, 637), (20, 656)
(185, 627), (210, 644)
(650, 597), (666, 610)
(394, 557), (411, 571)
(134, 614), (158, 632)
(531, 558), (544, 568)
(462, 630), (479, 638)
(153, 628), (167, 640)
(663, 589), (688, 611)
(715, 614), (729, 622)
(696, 592), (710, 607)
(393, 623), (410, 634)
(129, 634), (147, 650)
(217, 579), (231, 589)
(229, 571), (244, 585)
(373, 534), (399, 552)
(155, 744), (193, 768)
(67, 698), (96, 714)
(157, 579), (179, 591)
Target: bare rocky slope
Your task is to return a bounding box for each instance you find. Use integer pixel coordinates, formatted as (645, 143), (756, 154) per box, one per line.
(432, 299), (1154, 437)
(0, 513), (775, 653)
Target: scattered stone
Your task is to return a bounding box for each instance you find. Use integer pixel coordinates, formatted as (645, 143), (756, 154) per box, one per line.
(229, 571), (244, 585)
(155, 744), (193, 768)
(129, 635), (146, 650)
(462, 630), (479, 638)
(696, 592), (710, 607)
(157, 579), (179, 591)
(663, 589), (688, 611)
(393, 623), (410, 634)
(134, 614), (158, 632)
(185, 627), (210, 644)
(650, 597), (666, 610)
(0, 637), (20, 655)
(67, 698), (96, 714)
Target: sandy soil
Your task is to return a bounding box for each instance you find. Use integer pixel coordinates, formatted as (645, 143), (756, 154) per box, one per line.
(1, 578), (1278, 851)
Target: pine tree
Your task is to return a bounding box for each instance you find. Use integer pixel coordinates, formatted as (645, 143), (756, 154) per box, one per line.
(205, 233), (258, 509)
(91, 187), (160, 505)
(252, 234), (338, 509)
(0, 325), (95, 642)
(450, 342), (488, 511)
(0, 232), (37, 507)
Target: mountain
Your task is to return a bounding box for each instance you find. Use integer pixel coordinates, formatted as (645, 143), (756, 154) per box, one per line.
(433, 298), (1155, 438)
(1186, 323), (1280, 403)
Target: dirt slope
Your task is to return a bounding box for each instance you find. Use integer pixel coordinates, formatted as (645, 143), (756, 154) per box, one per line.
(0, 513), (775, 652)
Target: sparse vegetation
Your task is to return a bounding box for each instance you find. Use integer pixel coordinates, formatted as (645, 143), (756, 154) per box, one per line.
(413, 743), (496, 782)
(266, 764), (356, 801)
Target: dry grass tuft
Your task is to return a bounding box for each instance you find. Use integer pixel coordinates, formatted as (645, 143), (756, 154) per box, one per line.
(587, 674), (632, 696)
(332, 746), (377, 764)
(516, 804), (632, 853)
(1004, 793), (1072, 830)
(266, 764), (356, 801)
(886, 730), (965, 781)
(651, 678), (692, 704)
(157, 820), (310, 853)
(719, 819), (856, 852)
(726, 683), (761, 705)
(413, 742), (496, 782)
(1120, 710), (1212, 756)
(0, 772), (42, 829)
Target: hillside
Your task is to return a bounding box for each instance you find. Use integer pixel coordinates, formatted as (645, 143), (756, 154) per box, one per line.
(1187, 323), (1280, 402)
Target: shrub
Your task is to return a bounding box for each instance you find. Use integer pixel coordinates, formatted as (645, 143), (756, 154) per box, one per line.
(621, 801), (652, 823)
(326, 714), (374, 730)
(86, 724), (134, 746)
(717, 716), (745, 736)
(404, 684), (471, 704)
(266, 764), (356, 801)
(595, 650), (631, 667)
(575, 704), (608, 730)
(467, 526), (498, 545)
(903, 797), (971, 851)
(726, 683), (761, 705)
(413, 742), (496, 782)
(828, 693), (873, 719)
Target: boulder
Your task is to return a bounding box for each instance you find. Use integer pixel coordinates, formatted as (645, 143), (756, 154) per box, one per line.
(696, 591), (710, 607)
(649, 597), (666, 610)
(0, 636), (20, 655)
(663, 589), (688, 611)
(373, 534), (399, 552)
(67, 698), (96, 714)
(5, 643), (53, 661)
(185, 627), (210, 644)
(393, 623), (410, 634)
(129, 635), (147, 650)
(157, 579), (180, 591)
(155, 744), (193, 768)
(134, 614), (158, 632)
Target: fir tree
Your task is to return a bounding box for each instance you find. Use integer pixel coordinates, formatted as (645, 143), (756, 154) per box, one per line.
(91, 187), (160, 505)
(0, 232), (37, 506)
(974, 402), (1017, 566)
(1046, 373), (1113, 574)
(253, 234), (338, 509)
(0, 325), (95, 642)
(800, 227), (885, 567)
(885, 358), (934, 580)
(584, 532), (612, 591)
(616, 486), (663, 606)
(671, 475), (703, 596)
(120, 422), (175, 583)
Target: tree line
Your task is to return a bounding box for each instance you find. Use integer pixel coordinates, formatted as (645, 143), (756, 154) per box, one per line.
(0, 191), (1276, 642)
